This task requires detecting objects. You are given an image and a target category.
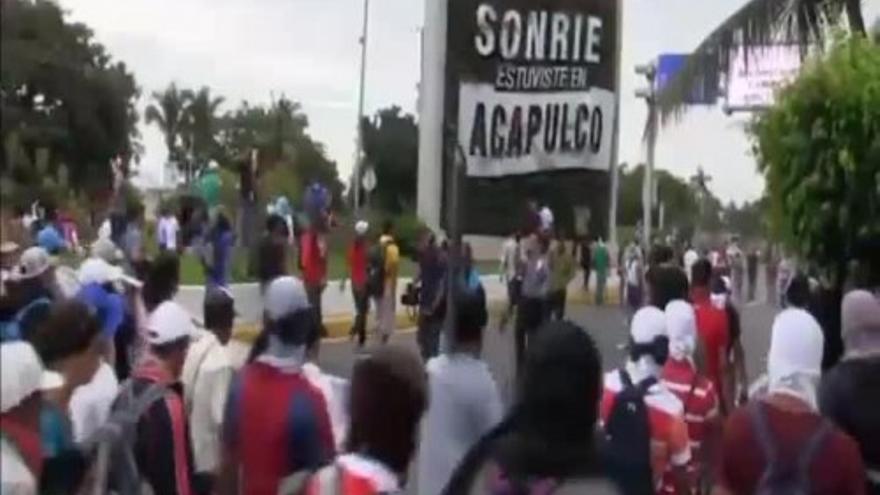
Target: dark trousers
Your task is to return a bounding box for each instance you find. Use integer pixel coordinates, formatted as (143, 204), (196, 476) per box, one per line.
(306, 284), (326, 336)
(747, 269), (758, 301)
(582, 267), (591, 290)
(515, 297), (547, 376)
(417, 313), (441, 361)
(351, 286), (369, 346)
(548, 289), (567, 320)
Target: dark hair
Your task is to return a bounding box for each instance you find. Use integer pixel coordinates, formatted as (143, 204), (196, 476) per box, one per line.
(203, 293), (235, 332)
(142, 252), (180, 312)
(214, 212), (232, 234)
(267, 309), (316, 347)
(691, 258), (713, 287)
(629, 335), (670, 365)
(382, 220), (394, 235)
(786, 272), (811, 308)
(151, 336), (190, 359)
(647, 265), (689, 309)
(454, 289), (488, 345)
(710, 274), (729, 295)
(493, 322), (603, 479)
(347, 346), (426, 474)
(266, 214), (288, 236)
(28, 300), (100, 366)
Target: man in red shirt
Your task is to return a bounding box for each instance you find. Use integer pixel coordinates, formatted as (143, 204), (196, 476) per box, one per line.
(715, 308), (866, 495)
(661, 300), (720, 494)
(300, 226), (328, 335)
(342, 221), (370, 348)
(690, 258), (731, 412)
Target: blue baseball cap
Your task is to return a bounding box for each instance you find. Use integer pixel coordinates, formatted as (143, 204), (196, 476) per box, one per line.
(77, 283), (125, 338)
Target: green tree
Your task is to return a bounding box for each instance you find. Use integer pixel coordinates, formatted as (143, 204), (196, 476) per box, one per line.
(182, 86), (225, 180)
(360, 106), (418, 213)
(657, 0), (867, 122)
(750, 35), (879, 282)
(1, 0), (140, 196)
(145, 83), (187, 170)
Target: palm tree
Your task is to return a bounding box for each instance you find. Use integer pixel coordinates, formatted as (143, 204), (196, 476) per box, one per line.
(181, 86), (224, 179)
(144, 83), (187, 166)
(656, 0), (867, 123)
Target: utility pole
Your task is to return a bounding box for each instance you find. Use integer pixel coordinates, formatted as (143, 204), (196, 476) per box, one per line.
(635, 61), (658, 249)
(353, 0), (370, 213)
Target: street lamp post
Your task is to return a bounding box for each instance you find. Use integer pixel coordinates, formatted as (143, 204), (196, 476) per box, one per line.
(635, 61), (657, 249)
(353, 0), (370, 213)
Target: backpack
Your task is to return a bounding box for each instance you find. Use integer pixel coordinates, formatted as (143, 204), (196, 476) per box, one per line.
(366, 242), (388, 298)
(603, 370), (656, 495)
(749, 401), (832, 495)
(85, 380), (168, 495)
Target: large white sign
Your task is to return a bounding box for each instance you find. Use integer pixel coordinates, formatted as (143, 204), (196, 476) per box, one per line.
(727, 45), (801, 108)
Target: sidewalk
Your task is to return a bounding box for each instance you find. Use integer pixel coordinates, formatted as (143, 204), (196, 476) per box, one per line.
(175, 273), (621, 342)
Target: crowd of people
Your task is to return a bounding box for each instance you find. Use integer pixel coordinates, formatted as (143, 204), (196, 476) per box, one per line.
(1, 191), (878, 495)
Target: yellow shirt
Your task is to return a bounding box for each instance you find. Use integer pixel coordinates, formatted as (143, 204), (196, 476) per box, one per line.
(380, 235), (400, 287)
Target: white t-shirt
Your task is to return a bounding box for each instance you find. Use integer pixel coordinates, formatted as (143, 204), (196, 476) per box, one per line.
(1, 437), (36, 495)
(417, 353), (503, 495)
(539, 206), (554, 231)
(500, 238), (521, 282)
(69, 361), (119, 442)
(157, 215), (180, 250)
(683, 249), (699, 281)
(302, 362), (350, 451)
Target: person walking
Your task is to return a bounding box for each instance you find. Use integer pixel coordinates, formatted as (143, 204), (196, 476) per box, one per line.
(746, 248), (759, 302)
(820, 290), (880, 495)
(203, 210), (235, 288)
(593, 237), (610, 306)
(300, 225), (328, 336)
(683, 243), (699, 285)
(256, 214), (289, 294)
(660, 300), (721, 494)
(548, 236), (575, 320)
(180, 287), (235, 490)
(415, 231), (445, 360)
(515, 237), (550, 374)
(715, 308), (867, 495)
(443, 321), (620, 494)
(157, 207), (180, 253)
(624, 241), (645, 320)
(580, 236), (592, 292)
(499, 231), (522, 330)
(218, 277), (334, 495)
(342, 221), (370, 349)
(417, 288), (502, 495)
(376, 221), (399, 344)
(601, 307), (691, 495)
(298, 346), (426, 495)
(690, 259), (732, 413)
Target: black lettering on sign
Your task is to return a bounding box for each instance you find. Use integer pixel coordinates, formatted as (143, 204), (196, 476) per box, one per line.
(590, 106), (603, 152)
(526, 105), (542, 153)
(469, 103), (487, 157)
(490, 105), (507, 157)
(508, 106), (523, 157)
(543, 103), (559, 152)
(575, 103), (589, 150)
(559, 104), (572, 152)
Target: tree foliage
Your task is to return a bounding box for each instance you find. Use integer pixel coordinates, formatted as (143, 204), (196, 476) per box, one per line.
(750, 35), (880, 280)
(360, 106), (418, 214)
(1, 0), (140, 197)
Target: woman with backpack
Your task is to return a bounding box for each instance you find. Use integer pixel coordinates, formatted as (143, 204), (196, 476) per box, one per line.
(443, 321), (620, 494)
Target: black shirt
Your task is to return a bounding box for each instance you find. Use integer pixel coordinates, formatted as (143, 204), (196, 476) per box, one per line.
(820, 356), (880, 494)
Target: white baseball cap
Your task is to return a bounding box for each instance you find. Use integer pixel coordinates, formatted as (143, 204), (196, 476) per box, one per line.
(145, 301), (195, 345)
(78, 258), (142, 288)
(264, 276), (310, 321)
(354, 220), (369, 236)
(10, 246), (55, 281)
(91, 237), (124, 264)
(1, 342), (64, 413)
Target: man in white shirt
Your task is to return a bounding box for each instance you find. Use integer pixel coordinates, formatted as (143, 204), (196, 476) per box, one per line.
(499, 231), (523, 329)
(302, 314), (350, 451)
(417, 288), (503, 495)
(157, 208), (180, 252)
(539, 205), (554, 232)
(181, 286), (235, 483)
(683, 245), (699, 283)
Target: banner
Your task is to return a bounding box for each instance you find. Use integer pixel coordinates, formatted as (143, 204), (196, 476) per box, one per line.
(447, 0), (619, 178)
(656, 53), (719, 105)
(726, 45), (801, 108)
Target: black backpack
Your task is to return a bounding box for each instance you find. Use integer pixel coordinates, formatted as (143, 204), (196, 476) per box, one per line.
(749, 401), (832, 495)
(603, 370), (656, 495)
(366, 242), (388, 298)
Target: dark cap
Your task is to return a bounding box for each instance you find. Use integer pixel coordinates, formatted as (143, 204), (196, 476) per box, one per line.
(203, 286), (236, 315)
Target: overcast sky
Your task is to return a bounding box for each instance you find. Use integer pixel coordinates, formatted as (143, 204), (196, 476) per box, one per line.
(59, 0), (879, 204)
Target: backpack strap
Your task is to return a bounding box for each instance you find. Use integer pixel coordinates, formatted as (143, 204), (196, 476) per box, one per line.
(797, 420), (832, 475)
(748, 401), (778, 462)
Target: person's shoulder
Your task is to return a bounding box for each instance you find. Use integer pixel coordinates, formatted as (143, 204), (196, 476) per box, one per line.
(647, 384), (685, 417)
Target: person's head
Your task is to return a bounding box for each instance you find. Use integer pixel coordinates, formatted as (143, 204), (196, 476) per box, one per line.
(453, 288), (488, 350)
(266, 214), (288, 239)
(841, 290), (880, 358)
(145, 301), (194, 378)
(214, 210), (231, 233)
(126, 203), (144, 226)
(1, 342), (62, 427)
(507, 321), (603, 476)
(263, 276), (315, 347)
(628, 307), (669, 377)
(354, 220), (369, 240)
(513, 230), (522, 243)
(382, 220), (394, 237)
(691, 258), (712, 288)
(767, 308), (824, 408)
(647, 265), (689, 309)
(347, 345), (426, 474)
(709, 274), (731, 309)
(785, 271), (811, 308)
(666, 300), (697, 362)
(13, 246), (56, 289)
(28, 300), (102, 390)
(203, 287), (235, 345)
(142, 251), (180, 312)
(462, 242), (474, 269)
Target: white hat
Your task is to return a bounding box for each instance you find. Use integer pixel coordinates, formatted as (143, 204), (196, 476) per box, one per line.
(11, 246), (55, 281)
(0, 241), (19, 255)
(1, 342), (64, 413)
(665, 300), (697, 361)
(208, 159), (219, 170)
(767, 308), (824, 407)
(78, 258), (141, 288)
(145, 301), (195, 345)
(264, 276), (310, 321)
(630, 306), (666, 344)
(91, 237), (123, 264)
(354, 220), (369, 236)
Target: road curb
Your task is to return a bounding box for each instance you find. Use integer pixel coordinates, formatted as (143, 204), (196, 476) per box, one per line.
(232, 288), (620, 344)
